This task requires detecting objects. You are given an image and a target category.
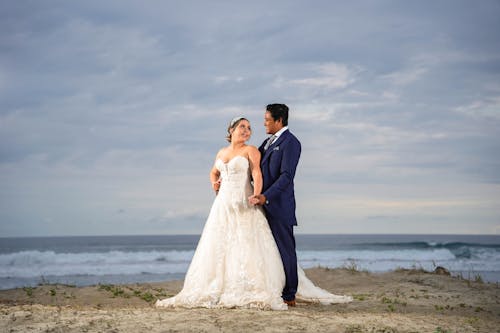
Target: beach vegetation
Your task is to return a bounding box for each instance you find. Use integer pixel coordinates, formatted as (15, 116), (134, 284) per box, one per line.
(434, 327), (450, 333)
(98, 284), (130, 298)
(381, 296), (392, 304)
(140, 292), (155, 303)
(381, 296), (406, 312)
(465, 316), (479, 325)
(344, 324), (364, 332)
(63, 291), (75, 299)
(372, 327), (397, 333)
(342, 259), (361, 273)
(352, 294), (369, 301)
(125, 287), (160, 303)
(345, 325), (398, 333)
(23, 286), (34, 297)
(153, 287), (168, 298)
(381, 297), (406, 306)
(49, 288), (56, 296)
(455, 270), (485, 286)
(434, 304), (454, 312)
(129, 288), (155, 303)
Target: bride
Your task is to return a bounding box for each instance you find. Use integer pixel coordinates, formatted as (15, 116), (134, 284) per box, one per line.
(156, 117), (352, 310)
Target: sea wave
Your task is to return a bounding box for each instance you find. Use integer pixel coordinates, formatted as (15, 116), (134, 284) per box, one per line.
(364, 241), (500, 249)
(1, 246), (498, 281)
(297, 249), (499, 273)
(0, 250), (195, 278)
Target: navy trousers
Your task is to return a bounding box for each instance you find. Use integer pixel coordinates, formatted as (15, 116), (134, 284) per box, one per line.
(268, 219), (298, 301)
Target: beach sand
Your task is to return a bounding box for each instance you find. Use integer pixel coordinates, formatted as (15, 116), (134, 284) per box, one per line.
(1, 268), (498, 332)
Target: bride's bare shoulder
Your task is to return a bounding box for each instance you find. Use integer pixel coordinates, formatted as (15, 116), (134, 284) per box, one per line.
(245, 145), (261, 161)
(215, 147), (229, 160)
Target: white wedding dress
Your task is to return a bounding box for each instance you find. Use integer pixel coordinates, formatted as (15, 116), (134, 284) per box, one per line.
(155, 156), (352, 310)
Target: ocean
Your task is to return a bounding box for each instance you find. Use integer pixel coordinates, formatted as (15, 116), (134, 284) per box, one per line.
(0, 234), (498, 290)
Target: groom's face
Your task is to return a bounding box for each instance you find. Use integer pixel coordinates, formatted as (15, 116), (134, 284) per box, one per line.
(264, 111), (282, 135)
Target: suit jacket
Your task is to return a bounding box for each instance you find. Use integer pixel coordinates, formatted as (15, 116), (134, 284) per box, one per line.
(259, 129), (301, 226)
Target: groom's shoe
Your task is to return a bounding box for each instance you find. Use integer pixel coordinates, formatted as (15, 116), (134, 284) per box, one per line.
(284, 299), (296, 307)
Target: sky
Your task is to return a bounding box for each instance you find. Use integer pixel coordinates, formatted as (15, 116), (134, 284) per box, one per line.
(1, 1), (499, 237)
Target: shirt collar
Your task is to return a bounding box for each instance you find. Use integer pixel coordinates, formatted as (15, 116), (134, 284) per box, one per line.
(272, 126), (288, 139)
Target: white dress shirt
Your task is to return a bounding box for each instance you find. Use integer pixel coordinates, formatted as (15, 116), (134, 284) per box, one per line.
(268, 126), (288, 145)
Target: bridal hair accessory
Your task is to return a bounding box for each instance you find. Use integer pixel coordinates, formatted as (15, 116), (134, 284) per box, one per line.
(226, 116), (248, 142)
(230, 116), (246, 128)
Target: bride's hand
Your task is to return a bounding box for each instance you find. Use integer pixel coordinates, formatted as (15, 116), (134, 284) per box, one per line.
(248, 195), (261, 206)
(212, 179), (221, 194)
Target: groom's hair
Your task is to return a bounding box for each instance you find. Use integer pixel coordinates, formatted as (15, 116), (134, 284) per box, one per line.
(266, 103), (289, 126)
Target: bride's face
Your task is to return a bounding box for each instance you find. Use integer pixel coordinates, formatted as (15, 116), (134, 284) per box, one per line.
(231, 120), (252, 142)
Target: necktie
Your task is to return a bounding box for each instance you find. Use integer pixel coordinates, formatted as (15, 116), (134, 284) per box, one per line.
(264, 135), (276, 151)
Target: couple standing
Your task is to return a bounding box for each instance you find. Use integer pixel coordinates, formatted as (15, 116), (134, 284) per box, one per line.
(156, 104), (352, 310)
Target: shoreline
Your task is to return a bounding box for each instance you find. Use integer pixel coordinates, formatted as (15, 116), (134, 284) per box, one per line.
(2, 265), (499, 292)
(2, 269), (498, 293)
(1, 267), (499, 332)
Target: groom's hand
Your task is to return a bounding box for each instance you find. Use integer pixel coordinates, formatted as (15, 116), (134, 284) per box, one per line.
(248, 194), (266, 206)
(248, 195), (258, 206)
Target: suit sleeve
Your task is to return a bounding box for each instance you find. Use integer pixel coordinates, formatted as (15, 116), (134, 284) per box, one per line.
(262, 136), (301, 202)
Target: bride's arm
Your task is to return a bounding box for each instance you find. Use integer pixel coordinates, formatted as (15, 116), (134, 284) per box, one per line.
(247, 146), (262, 196)
(210, 150), (223, 194)
(210, 165), (221, 194)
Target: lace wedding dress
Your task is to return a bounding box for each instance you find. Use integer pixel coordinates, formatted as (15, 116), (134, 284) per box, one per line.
(155, 156), (352, 310)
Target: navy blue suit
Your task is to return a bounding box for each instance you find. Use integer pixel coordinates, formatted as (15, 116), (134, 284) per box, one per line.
(259, 129), (301, 301)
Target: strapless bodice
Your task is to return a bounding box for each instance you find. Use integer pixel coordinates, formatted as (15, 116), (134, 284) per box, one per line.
(215, 155), (253, 211)
(216, 155), (251, 189)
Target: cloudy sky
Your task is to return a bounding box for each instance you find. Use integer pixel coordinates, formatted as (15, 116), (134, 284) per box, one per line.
(1, 1), (499, 237)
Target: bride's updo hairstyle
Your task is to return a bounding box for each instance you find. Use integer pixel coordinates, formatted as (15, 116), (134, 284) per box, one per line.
(226, 116), (249, 142)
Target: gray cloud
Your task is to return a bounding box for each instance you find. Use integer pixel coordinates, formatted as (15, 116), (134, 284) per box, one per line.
(1, 0), (499, 236)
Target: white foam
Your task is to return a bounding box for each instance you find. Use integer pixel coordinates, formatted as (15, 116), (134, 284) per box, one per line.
(297, 248), (500, 273)
(0, 250), (194, 278)
(0, 247), (498, 281)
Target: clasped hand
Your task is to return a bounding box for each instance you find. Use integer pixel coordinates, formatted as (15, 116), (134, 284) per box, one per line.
(248, 194), (265, 206)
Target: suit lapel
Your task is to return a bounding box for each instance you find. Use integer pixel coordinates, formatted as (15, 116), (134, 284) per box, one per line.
(261, 130), (289, 164)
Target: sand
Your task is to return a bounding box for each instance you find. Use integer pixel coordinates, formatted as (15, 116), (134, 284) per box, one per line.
(1, 268), (499, 332)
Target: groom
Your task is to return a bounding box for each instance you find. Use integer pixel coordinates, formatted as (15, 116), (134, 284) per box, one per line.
(250, 103), (301, 307)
